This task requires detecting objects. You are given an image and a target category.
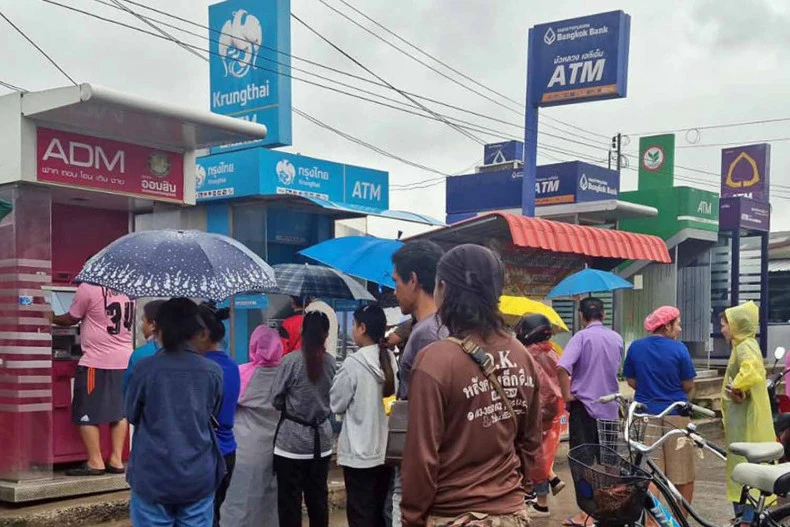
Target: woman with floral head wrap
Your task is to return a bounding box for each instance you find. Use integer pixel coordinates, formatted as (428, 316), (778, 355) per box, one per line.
(720, 301), (774, 514)
(220, 326), (284, 527)
(622, 306), (697, 506)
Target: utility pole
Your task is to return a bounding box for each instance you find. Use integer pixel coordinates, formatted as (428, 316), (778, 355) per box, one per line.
(610, 133), (622, 172)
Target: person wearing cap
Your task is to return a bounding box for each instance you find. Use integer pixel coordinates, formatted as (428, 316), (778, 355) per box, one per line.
(622, 306), (697, 505)
(515, 314), (566, 518)
(401, 244), (543, 527)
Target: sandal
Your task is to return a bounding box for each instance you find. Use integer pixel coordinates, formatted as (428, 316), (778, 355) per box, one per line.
(104, 465), (125, 475)
(65, 463), (105, 477)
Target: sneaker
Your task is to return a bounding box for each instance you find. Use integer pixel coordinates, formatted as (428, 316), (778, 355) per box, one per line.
(550, 476), (566, 496)
(525, 491), (537, 503)
(529, 504), (551, 518)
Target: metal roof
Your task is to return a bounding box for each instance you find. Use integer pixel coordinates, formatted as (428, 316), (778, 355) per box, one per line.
(411, 212), (671, 265)
(20, 84), (267, 151)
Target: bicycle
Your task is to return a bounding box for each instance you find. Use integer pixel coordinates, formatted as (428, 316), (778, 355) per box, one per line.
(567, 393), (790, 527)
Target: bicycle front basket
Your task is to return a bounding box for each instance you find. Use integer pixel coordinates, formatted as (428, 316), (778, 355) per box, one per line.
(568, 444), (652, 525)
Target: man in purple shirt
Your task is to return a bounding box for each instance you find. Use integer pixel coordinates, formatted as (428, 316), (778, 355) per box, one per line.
(558, 297), (623, 446)
(558, 297), (623, 527)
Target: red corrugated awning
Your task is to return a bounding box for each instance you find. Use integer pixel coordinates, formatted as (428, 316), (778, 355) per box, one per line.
(414, 212), (671, 264)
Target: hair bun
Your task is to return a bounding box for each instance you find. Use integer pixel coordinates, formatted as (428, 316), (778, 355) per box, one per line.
(215, 307), (231, 321)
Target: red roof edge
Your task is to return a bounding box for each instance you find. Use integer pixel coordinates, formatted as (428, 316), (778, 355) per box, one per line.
(490, 212), (671, 263)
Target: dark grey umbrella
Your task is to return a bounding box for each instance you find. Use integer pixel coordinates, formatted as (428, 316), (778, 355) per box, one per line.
(75, 230), (277, 301)
(273, 263), (374, 301)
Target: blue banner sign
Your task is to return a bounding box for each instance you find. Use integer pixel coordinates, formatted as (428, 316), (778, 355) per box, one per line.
(528, 11), (630, 107)
(196, 148), (260, 201)
(445, 162), (619, 217)
(196, 149), (389, 210)
(483, 141), (524, 165)
(209, 0), (292, 148)
(536, 162), (619, 205)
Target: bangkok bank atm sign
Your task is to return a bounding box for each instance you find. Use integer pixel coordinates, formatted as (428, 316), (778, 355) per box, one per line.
(36, 128), (185, 202)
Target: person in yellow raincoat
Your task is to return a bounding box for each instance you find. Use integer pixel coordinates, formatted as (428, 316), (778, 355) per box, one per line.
(720, 301), (775, 510)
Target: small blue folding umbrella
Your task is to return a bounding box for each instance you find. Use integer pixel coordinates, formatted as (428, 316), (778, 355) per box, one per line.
(546, 268), (633, 299)
(299, 236), (404, 289)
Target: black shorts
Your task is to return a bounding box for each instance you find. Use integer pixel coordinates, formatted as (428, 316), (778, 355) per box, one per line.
(71, 366), (125, 425)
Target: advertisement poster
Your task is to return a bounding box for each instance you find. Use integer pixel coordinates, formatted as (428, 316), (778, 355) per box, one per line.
(37, 127), (184, 202)
(498, 245), (582, 298)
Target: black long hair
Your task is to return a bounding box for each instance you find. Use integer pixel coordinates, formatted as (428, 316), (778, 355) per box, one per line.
(197, 302), (231, 345)
(436, 246), (507, 340)
(353, 305), (395, 398)
(154, 297), (203, 352)
(302, 311), (330, 384)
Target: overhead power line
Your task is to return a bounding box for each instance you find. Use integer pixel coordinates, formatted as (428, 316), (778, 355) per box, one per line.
(0, 79), (27, 92)
(0, 8), (77, 86)
(625, 116), (790, 138)
(46, 0), (612, 156)
(290, 13), (486, 145)
(323, 0), (610, 141)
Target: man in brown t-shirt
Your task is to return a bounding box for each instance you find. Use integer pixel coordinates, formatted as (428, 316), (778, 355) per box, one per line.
(401, 245), (544, 527)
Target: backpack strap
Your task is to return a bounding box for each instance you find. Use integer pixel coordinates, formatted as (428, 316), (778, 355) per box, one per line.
(445, 336), (518, 425)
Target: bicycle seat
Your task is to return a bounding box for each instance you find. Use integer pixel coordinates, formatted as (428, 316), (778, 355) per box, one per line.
(732, 462), (790, 496)
(730, 442), (784, 463)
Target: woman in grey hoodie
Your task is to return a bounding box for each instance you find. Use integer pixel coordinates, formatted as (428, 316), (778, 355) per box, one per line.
(331, 305), (398, 527)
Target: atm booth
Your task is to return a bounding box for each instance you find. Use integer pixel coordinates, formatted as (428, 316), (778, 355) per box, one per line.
(192, 147), (443, 364)
(0, 83), (267, 492)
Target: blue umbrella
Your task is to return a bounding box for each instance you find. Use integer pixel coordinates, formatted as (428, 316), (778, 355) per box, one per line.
(299, 236), (404, 288)
(75, 230), (277, 301)
(273, 263), (374, 301)
(546, 269), (633, 299)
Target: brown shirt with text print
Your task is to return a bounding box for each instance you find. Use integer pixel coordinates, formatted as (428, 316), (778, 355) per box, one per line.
(401, 332), (544, 527)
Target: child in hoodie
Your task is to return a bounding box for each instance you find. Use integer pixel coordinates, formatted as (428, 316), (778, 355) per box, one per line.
(331, 305), (399, 527)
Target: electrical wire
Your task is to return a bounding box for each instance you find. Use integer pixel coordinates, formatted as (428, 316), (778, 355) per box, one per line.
(324, 0), (611, 141)
(42, 0), (610, 156)
(291, 12), (486, 145)
(0, 8), (77, 86)
(0, 79), (27, 92)
(88, 0), (610, 145)
(625, 116), (790, 137)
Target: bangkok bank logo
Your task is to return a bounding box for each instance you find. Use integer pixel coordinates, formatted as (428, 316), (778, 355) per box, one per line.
(579, 174), (589, 191)
(196, 164), (206, 189)
(218, 10), (263, 79)
(543, 27), (556, 45)
(276, 159), (296, 186)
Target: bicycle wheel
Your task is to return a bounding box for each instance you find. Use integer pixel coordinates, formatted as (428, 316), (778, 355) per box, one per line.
(765, 503), (790, 526)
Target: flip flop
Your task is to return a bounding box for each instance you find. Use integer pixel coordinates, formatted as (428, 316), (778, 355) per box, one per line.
(104, 465), (125, 475)
(65, 463), (105, 477)
(562, 516), (593, 527)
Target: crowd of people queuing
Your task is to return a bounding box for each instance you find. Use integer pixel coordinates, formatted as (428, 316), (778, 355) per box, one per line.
(51, 240), (778, 527)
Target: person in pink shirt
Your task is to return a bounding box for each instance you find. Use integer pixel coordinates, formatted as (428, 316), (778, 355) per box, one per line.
(49, 283), (134, 476)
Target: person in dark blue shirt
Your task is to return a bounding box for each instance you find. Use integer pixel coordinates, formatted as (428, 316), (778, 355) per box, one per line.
(125, 297), (225, 527)
(623, 305), (697, 505)
(123, 300), (165, 396)
(198, 302), (241, 527)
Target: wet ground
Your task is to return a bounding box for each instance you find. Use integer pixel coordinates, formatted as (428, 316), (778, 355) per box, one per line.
(88, 434), (733, 526)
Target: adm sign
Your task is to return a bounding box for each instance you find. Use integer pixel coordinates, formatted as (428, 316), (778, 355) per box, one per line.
(528, 11), (631, 107)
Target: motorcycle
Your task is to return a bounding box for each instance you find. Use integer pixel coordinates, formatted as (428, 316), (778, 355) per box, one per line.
(766, 346), (790, 461)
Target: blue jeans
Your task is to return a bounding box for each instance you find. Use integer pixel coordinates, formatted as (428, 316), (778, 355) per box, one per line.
(130, 491), (214, 527)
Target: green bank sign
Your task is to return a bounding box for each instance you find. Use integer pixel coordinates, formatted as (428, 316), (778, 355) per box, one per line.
(638, 134), (675, 190)
(620, 186), (719, 241)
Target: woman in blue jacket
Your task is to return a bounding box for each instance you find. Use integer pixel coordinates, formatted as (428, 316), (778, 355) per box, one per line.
(125, 297), (225, 526)
(197, 302), (241, 527)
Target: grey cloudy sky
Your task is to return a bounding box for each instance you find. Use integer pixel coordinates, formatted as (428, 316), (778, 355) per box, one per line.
(2, 0), (790, 236)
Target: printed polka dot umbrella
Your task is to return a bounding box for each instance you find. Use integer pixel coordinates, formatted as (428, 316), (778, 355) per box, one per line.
(74, 230), (277, 301)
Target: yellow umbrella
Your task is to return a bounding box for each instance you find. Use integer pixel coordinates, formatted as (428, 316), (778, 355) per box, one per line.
(499, 295), (569, 333)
